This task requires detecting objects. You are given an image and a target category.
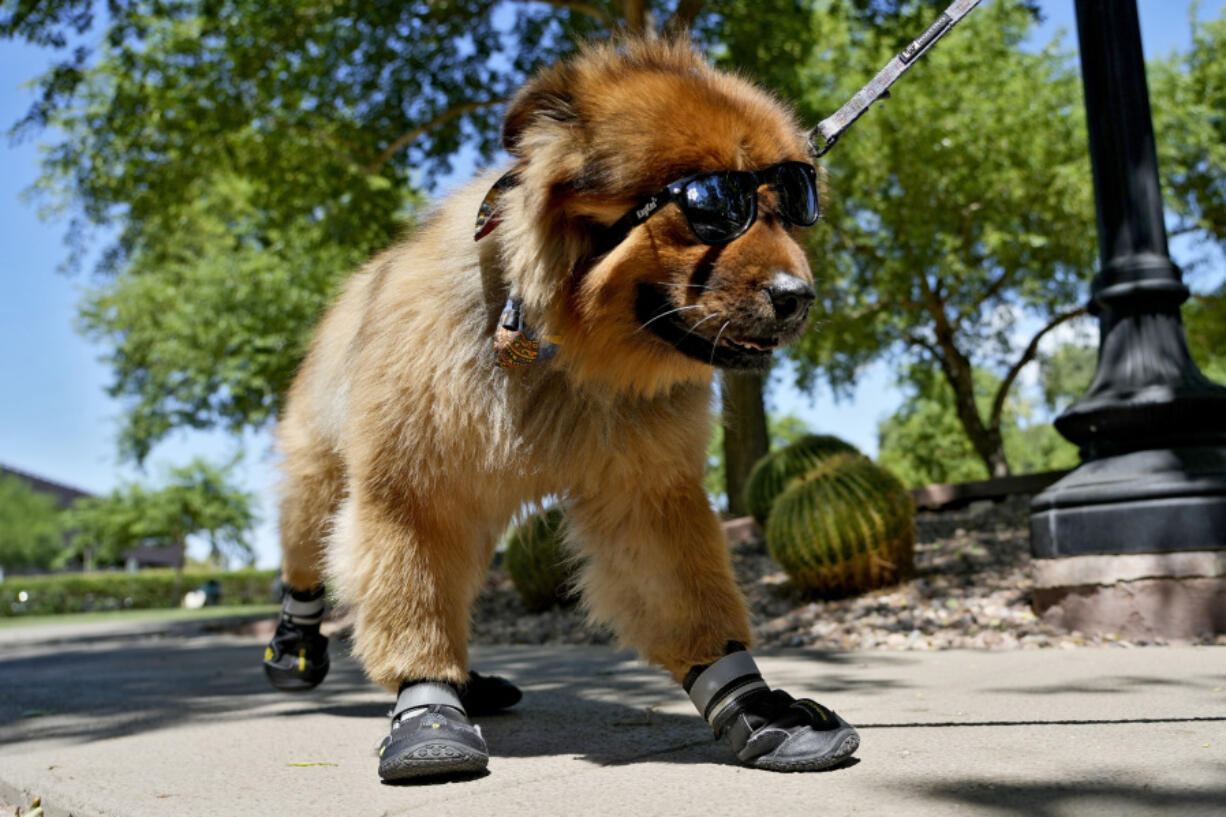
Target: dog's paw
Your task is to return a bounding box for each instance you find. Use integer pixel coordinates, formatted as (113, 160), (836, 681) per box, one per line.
(721, 689), (860, 772)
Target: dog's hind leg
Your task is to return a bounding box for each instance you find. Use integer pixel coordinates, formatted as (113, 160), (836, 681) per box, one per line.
(329, 482), (499, 780)
(568, 476), (860, 773)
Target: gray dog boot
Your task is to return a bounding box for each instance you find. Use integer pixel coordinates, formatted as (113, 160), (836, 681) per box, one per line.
(684, 644), (860, 771)
(378, 680), (490, 781)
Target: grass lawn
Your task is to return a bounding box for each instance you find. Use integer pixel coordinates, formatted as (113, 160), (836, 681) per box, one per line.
(0, 604), (279, 629)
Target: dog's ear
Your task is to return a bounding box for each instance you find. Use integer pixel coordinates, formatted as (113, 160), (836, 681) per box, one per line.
(502, 63), (578, 157)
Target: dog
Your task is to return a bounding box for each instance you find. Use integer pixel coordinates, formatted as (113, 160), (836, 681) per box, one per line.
(261, 36), (860, 781)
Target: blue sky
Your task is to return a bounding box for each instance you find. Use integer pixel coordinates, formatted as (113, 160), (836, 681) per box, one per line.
(1, 1), (1223, 568)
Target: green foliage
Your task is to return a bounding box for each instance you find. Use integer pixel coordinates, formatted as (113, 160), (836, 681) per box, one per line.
(0, 476), (65, 571)
(75, 174), (397, 461)
(1186, 287), (1226, 384)
(877, 365), (1079, 488)
(764, 453), (914, 597)
(791, 0), (1097, 475)
(0, 568), (277, 617)
(1036, 342), (1097, 415)
(64, 458), (256, 567)
(1150, 10), (1226, 249)
(503, 507), (576, 613)
(743, 434), (861, 526)
(876, 371), (988, 487)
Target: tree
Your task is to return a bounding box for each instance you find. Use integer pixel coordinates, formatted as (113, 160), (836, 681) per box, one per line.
(3, 2), (817, 512)
(1144, 10), (1226, 387)
(877, 364), (1078, 488)
(792, 0), (1096, 478)
(64, 458), (256, 568)
(1150, 10), (1226, 252)
(0, 475), (65, 571)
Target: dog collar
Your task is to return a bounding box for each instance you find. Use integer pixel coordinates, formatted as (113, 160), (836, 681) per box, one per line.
(474, 174), (563, 368)
(474, 171), (517, 241)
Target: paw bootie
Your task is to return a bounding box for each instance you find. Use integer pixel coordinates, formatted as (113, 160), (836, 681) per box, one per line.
(379, 681), (489, 781)
(684, 645), (860, 771)
(263, 584), (330, 691)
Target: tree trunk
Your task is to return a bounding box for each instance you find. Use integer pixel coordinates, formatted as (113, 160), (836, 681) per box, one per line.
(721, 371), (770, 517)
(937, 344), (1011, 478)
(622, 0), (653, 34)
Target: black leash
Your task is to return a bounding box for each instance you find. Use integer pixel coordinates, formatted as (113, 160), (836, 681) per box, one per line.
(809, 0), (983, 157)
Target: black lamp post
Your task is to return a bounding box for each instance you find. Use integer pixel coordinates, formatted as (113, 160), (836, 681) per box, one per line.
(1029, 0), (1226, 635)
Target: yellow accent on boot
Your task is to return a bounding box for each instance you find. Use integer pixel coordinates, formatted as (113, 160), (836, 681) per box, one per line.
(298, 648), (306, 672)
(264, 646), (273, 662)
(796, 700), (830, 721)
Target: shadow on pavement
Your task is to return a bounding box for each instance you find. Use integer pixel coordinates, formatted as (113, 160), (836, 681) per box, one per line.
(0, 636), (374, 747)
(909, 773), (1226, 817)
(0, 634), (892, 770)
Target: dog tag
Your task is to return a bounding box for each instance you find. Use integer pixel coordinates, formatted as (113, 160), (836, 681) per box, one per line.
(494, 296), (560, 368)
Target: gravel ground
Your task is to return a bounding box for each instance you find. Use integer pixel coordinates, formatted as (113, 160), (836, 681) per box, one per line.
(470, 497), (1226, 651)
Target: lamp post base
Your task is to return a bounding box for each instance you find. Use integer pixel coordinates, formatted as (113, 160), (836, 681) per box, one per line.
(1030, 446), (1226, 558)
(1030, 446), (1226, 638)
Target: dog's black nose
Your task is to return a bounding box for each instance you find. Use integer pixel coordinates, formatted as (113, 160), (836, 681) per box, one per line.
(766, 273), (815, 322)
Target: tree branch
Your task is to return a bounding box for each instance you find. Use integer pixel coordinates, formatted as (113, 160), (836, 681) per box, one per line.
(371, 99), (506, 172)
(988, 306), (1088, 429)
(667, 0), (704, 31)
(963, 267), (1016, 321)
(532, 0), (615, 27)
(903, 333), (940, 358)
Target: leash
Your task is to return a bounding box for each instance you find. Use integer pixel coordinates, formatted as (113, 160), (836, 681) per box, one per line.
(809, 0), (982, 157)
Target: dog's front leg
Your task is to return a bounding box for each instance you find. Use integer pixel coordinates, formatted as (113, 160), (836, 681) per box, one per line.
(333, 485), (495, 781)
(569, 476), (860, 772)
(568, 476), (752, 680)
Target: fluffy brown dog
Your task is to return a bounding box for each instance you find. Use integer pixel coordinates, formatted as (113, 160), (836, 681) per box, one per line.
(263, 37), (859, 781)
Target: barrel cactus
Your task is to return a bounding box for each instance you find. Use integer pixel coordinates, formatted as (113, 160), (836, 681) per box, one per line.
(504, 507), (578, 612)
(744, 434), (862, 526)
(764, 453), (915, 597)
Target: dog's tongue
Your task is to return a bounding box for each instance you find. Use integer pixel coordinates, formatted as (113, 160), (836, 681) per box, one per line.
(723, 337), (778, 352)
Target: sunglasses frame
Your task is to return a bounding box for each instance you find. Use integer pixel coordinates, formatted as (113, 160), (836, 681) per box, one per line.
(606, 160), (820, 248)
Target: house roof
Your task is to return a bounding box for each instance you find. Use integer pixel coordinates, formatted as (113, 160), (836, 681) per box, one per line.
(0, 464), (94, 509)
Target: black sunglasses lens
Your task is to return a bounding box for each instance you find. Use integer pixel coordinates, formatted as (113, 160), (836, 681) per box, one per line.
(775, 163), (819, 226)
(680, 172), (756, 243)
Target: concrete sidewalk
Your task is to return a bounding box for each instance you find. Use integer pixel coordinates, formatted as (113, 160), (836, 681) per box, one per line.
(0, 618), (1223, 817)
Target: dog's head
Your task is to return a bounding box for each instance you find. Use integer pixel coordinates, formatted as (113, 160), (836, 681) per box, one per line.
(496, 38), (817, 395)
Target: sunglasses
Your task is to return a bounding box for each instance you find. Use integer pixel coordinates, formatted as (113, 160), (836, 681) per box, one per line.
(605, 160), (820, 247)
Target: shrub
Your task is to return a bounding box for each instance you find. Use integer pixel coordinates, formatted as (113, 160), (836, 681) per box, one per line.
(743, 434), (862, 525)
(765, 453), (914, 597)
(1, 568), (279, 617)
(504, 507), (577, 613)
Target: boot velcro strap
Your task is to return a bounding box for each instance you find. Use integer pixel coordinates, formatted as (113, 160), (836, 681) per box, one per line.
(282, 594), (325, 625)
(686, 651), (768, 725)
(394, 681), (465, 720)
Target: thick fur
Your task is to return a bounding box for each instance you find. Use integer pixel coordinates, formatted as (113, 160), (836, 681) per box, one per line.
(277, 38), (815, 690)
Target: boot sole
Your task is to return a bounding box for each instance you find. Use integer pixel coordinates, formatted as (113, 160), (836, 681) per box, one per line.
(751, 729), (860, 772)
(378, 739), (489, 781)
(263, 660), (329, 691)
